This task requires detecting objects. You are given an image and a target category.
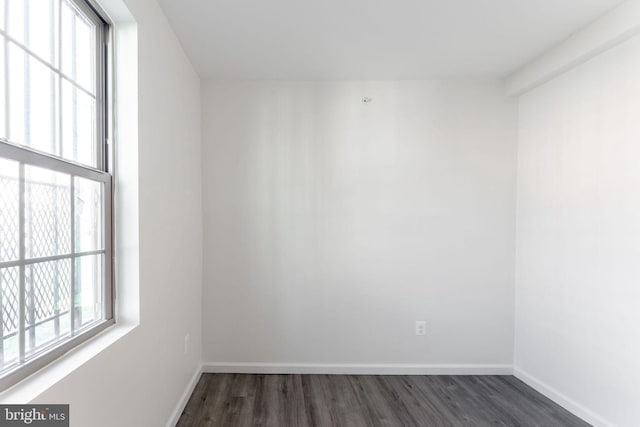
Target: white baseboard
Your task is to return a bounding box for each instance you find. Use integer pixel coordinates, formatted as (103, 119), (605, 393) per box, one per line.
(514, 367), (615, 427)
(166, 364), (203, 427)
(202, 362), (513, 375)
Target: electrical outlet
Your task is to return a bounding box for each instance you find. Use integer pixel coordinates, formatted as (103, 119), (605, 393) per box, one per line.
(184, 334), (190, 354)
(415, 321), (427, 336)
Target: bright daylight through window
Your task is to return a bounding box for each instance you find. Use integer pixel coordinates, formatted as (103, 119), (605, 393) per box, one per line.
(0, 0), (112, 390)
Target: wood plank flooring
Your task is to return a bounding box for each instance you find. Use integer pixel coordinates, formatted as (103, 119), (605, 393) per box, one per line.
(176, 374), (591, 427)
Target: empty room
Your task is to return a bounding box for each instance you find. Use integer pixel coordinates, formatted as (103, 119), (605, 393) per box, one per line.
(0, 0), (638, 425)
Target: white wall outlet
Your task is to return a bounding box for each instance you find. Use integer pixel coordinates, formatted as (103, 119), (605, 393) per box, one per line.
(415, 321), (427, 336)
(184, 334), (190, 354)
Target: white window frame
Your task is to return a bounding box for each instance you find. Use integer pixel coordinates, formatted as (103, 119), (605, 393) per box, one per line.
(0, 0), (114, 391)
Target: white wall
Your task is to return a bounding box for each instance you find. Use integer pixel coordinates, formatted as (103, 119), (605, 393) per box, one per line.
(202, 80), (517, 369)
(515, 34), (640, 427)
(22, 0), (203, 426)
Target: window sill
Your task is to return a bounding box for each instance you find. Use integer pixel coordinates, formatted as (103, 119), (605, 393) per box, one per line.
(0, 321), (138, 403)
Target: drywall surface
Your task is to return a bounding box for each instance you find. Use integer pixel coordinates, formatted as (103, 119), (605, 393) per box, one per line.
(515, 34), (640, 427)
(506, 0), (640, 96)
(25, 0), (203, 426)
(202, 80), (517, 368)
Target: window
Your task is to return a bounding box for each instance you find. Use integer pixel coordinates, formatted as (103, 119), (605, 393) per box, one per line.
(0, 0), (112, 390)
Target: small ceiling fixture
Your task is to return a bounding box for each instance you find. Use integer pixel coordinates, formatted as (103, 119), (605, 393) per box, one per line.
(361, 97), (372, 103)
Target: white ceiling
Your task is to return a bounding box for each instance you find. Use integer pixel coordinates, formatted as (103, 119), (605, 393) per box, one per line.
(157, 0), (624, 80)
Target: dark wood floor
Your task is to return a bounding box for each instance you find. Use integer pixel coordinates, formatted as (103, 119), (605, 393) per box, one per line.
(176, 374), (590, 427)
